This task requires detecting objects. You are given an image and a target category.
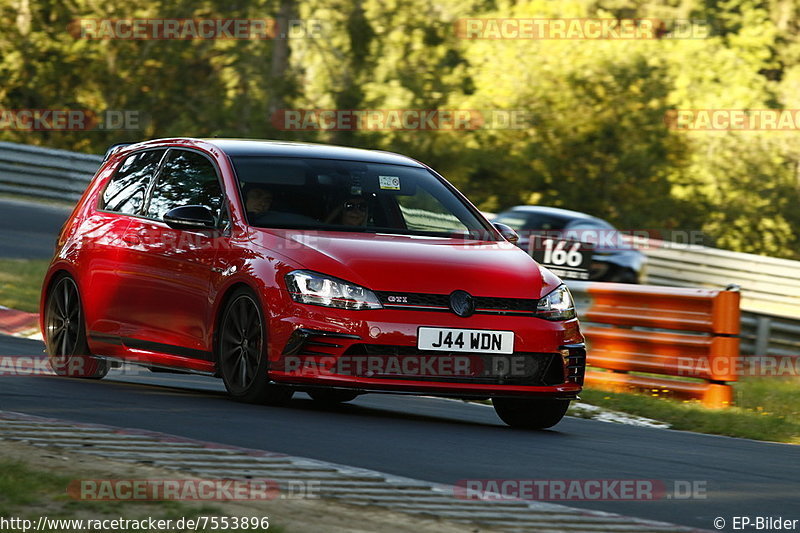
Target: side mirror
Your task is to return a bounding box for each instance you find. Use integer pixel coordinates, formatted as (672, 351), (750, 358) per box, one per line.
(492, 222), (520, 245)
(163, 205), (216, 230)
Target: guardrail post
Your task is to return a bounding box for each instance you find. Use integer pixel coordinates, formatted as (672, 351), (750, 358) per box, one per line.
(755, 316), (771, 357)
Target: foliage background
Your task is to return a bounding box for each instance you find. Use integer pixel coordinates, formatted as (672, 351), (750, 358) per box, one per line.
(1, 0), (799, 258)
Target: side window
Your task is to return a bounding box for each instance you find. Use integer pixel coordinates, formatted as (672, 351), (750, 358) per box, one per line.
(100, 150), (165, 214)
(146, 150), (224, 223)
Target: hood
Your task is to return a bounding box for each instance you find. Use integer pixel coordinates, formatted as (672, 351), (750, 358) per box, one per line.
(252, 229), (546, 299)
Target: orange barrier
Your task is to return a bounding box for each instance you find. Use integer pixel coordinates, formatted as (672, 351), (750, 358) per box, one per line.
(568, 282), (741, 408)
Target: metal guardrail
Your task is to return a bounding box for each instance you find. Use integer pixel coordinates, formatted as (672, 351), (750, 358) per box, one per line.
(568, 280), (740, 407)
(643, 242), (800, 356)
(643, 241), (800, 319)
(0, 141), (101, 203)
(740, 310), (800, 357)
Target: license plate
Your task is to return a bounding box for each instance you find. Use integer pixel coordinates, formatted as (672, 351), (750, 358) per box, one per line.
(417, 327), (514, 354)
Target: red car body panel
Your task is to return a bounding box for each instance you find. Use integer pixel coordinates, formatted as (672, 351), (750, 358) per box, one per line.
(41, 138), (585, 400)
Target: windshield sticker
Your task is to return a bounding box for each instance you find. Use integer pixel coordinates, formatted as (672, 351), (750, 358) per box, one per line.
(379, 175), (401, 190)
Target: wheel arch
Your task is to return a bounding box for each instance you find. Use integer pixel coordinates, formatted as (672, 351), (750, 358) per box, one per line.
(40, 265), (82, 342)
(211, 281), (264, 369)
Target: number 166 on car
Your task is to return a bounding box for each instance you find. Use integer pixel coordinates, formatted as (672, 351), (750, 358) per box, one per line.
(529, 235), (594, 280)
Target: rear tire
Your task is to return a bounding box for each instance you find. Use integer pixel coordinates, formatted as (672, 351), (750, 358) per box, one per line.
(308, 389), (360, 404)
(217, 287), (292, 405)
(492, 398), (570, 429)
(44, 275), (108, 379)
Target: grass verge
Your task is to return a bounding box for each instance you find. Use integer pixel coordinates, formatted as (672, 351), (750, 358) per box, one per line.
(578, 377), (800, 443)
(0, 258), (49, 313)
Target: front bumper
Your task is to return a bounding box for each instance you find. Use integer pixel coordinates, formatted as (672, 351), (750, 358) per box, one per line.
(266, 303), (586, 399)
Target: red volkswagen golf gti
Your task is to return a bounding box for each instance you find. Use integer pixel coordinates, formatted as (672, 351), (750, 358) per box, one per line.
(41, 138), (585, 428)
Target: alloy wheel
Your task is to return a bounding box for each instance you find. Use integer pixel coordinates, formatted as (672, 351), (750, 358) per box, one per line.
(220, 294), (263, 394)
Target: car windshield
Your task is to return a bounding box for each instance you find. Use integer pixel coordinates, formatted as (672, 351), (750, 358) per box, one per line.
(231, 156), (497, 240)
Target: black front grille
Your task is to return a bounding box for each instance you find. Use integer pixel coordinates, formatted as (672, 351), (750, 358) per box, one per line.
(375, 292), (450, 308)
(474, 296), (537, 313)
(375, 291), (538, 316)
(339, 344), (564, 386)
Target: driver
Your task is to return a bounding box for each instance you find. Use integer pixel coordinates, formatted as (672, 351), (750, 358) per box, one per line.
(326, 195), (368, 226)
(245, 187), (273, 220)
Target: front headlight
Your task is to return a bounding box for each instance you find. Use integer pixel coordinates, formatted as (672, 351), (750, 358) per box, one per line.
(535, 284), (576, 321)
(284, 270), (382, 310)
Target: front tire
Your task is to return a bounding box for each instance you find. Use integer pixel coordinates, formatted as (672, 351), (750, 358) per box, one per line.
(217, 288), (292, 405)
(44, 275), (108, 379)
(492, 398), (570, 429)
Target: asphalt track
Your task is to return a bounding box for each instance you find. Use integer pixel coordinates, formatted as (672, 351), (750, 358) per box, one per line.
(1, 336), (798, 531)
(0, 197), (71, 258)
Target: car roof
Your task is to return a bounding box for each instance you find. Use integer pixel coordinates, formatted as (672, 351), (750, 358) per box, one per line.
(116, 138), (426, 167)
(501, 205), (606, 223)
(159, 138), (426, 167)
